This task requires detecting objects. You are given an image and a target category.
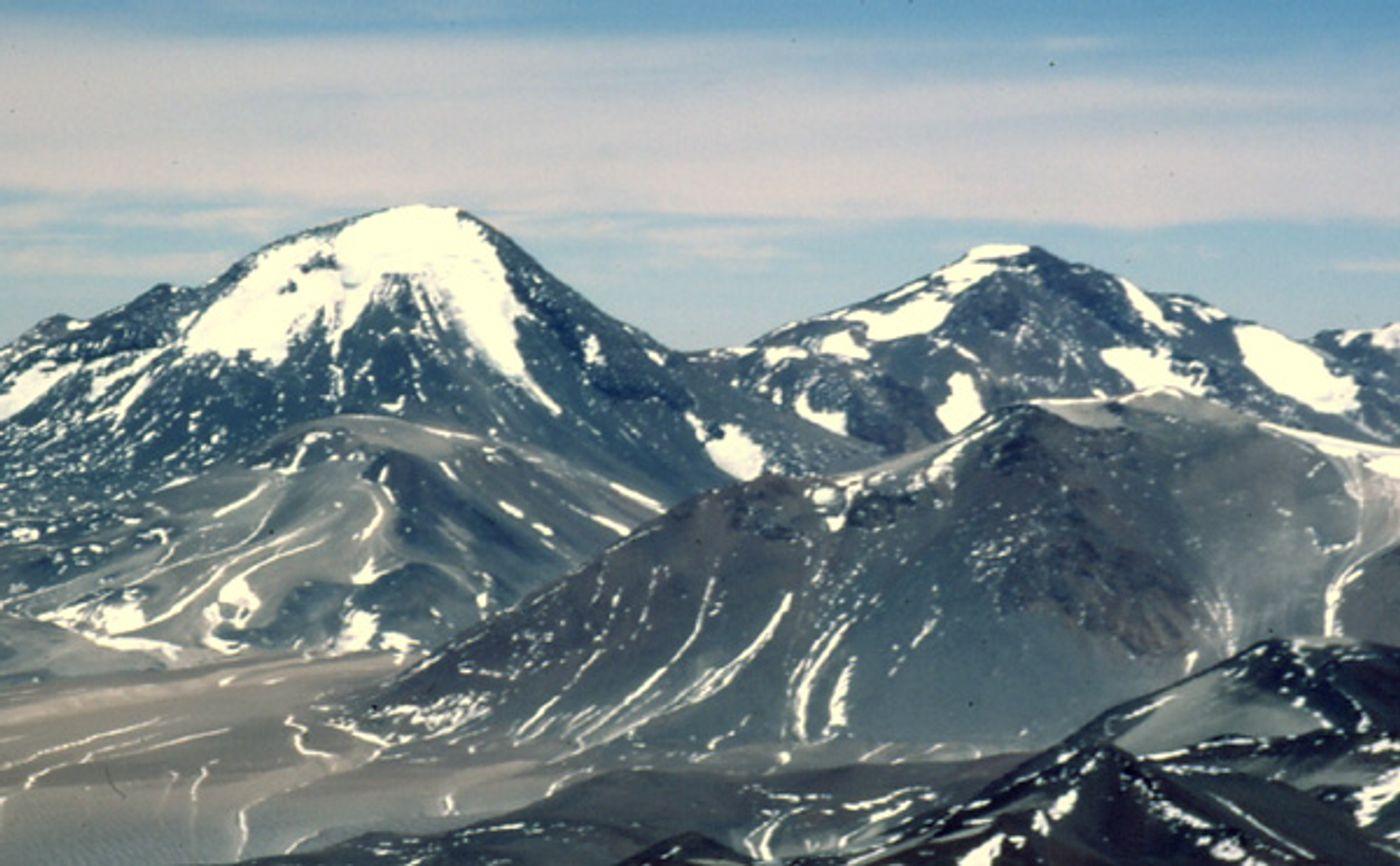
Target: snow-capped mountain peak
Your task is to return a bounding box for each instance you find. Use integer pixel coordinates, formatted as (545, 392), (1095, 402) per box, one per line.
(820, 244), (1039, 342)
(709, 242), (1395, 454)
(180, 204), (561, 413)
(0, 205), (876, 665)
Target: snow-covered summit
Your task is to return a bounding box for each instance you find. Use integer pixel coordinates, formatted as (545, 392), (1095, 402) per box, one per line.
(960, 242), (1034, 261)
(181, 204), (561, 412)
(0, 203), (871, 551)
(187, 205), (502, 360)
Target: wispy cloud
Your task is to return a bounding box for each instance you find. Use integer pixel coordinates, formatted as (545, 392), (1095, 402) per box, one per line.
(0, 10), (1397, 348)
(1332, 259), (1400, 275)
(1, 23), (1397, 229)
(502, 212), (810, 267)
(0, 197), (312, 238)
(0, 244), (237, 280)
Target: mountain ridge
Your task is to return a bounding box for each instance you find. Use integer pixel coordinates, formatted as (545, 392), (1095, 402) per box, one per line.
(706, 242), (1396, 453)
(0, 206), (1397, 865)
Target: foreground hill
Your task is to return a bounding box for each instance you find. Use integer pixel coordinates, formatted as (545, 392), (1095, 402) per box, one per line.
(0, 415), (668, 666)
(830, 639), (1400, 865)
(357, 392), (1400, 760)
(219, 640), (1400, 865)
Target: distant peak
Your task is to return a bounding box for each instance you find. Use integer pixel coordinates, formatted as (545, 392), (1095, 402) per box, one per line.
(176, 202), (564, 414)
(1338, 321), (1400, 352)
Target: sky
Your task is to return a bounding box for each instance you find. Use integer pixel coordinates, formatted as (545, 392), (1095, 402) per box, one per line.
(0, 1), (1397, 349)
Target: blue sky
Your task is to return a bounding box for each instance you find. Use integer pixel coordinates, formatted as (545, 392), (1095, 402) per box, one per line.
(0, 1), (1396, 347)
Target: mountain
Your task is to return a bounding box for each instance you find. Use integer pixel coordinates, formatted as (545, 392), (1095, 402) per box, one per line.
(4, 214), (1395, 669)
(18, 388), (1398, 865)
(352, 391), (1400, 762)
(212, 640), (1400, 866)
(3, 208), (1399, 866)
(0, 205), (864, 508)
(1313, 322), (1400, 421)
(0, 639), (1019, 866)
(0, 205), (872, 667)
(702, 245), (1399, 453)
(831, 639), (1400, 865)
(231, 757), (1023, 866)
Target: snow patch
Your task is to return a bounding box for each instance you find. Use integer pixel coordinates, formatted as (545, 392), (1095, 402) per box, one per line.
(1355, 766), (1400, 827)
(380, 631), (419, 655)
(589, 513), (631, 535)
(1261, 423), (1400, 482)
(685, 592), (793, 704)
(936, 372), (985, 434)
(580, 333), (604, 365)
(762, 346), (809, 366)
(0, 361), (76, 421)
(706, 426), (766, 480)
(957, 833), (1007, 866)
(1100, 346), (1205, 394)
(1210, 839), (1249, 862)
(216, 570), (263, 629)
(829, 245), (1024, 343)
(817, 329), (871, 360)
(1047, 789), (1077, 821)
(1338, 322), (1400, 352)
(80, 632), (184, 661)
(1370, 323), (1400, 351)
(87, 350), (163, 426)
(686, 414), (766, 480)
(1119, 278), (1182, 337)
(842, 292), (955, 342)
(334, 610), (381, 653)
(349, 559), (384, 586)
(823, 655), (858, 737)
(41, 592), (149, 635)
(607, 481), (664, 513)
(791, 619), (853, 742)
(921, 434), (973, 487)
(1234, 324), (1359, 414)
(964, 243), (1031, 261)
(794, 390), (848, 436)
